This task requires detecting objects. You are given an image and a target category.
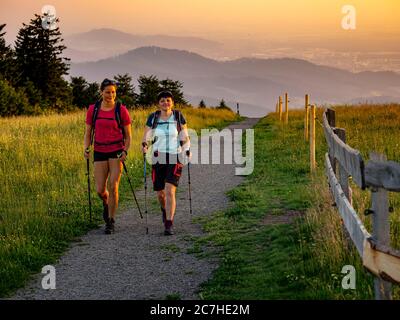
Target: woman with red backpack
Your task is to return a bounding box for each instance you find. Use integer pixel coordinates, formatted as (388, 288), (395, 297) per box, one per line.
(83, 79), (132, 234)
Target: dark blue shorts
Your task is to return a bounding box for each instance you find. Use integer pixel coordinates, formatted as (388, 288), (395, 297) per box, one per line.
(151, 153), (183, 191)
(94, 149), (124, 162)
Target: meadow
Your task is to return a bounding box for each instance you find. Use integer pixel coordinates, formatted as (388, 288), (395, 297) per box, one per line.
(0, 106), (239, 297)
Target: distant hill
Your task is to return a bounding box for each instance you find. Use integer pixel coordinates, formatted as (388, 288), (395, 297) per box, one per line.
(64, 28), (222, 62)
(69, 46), (400, 117)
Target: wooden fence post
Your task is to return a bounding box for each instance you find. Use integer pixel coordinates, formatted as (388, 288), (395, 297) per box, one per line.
(285, 93), (289, 124)
(370, 152), (392, 300)
(305, 94), (309, 141)
(310, 104), (316, 172)
(279, 96), (282, 122)
(327, 108), (336, 127)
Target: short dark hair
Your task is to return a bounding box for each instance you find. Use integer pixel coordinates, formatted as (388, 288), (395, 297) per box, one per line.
(100, 78), (118, 91)
(157, 90), (174, 102)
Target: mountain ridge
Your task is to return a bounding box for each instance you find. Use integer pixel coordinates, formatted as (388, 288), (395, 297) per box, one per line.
(69, 46), (400, 116)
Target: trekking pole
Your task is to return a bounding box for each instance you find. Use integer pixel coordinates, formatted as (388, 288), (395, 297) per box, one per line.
(143, 150), (149, 235)
(141, 137), (157, 234)
(118, 154), (143, 219)
(86, 157), (92, 223)
(186, 150), (193, 215)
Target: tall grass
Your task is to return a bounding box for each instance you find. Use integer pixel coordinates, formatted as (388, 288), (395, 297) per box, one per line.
(0, 106), (239, 297)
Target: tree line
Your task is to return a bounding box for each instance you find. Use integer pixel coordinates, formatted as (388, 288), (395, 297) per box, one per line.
(0, 14), (230, 117)
(70, 74), (188, 110)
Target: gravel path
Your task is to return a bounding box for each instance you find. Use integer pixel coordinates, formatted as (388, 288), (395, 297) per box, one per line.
(11, 118), (260, 300)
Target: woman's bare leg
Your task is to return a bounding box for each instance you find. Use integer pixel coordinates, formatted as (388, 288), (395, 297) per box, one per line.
(108, 158), (123, 220)
(157, 190), (166, 209)
(94, 161), (109, 207)
(165, 182), (176, 221)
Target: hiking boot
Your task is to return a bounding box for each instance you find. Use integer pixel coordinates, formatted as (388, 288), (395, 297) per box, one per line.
(105, 218), (115, 234)
(164, 228), (174, 236)
(105, 222), (112, 234)
(164, 220), (174, 236)
(161, 207), (166, 224)
(102, 202), (109, 223)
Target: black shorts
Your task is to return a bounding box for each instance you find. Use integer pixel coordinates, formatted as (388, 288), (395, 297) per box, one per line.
(94, 149), (124, 162)
(152, 153), (184, 191)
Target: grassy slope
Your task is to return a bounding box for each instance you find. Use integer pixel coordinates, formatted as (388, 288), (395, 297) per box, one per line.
(0, 106), (240, 297)
(196, 106), (400, 300)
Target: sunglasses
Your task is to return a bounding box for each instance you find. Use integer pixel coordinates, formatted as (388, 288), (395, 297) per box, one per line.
(101, 79), (118, 90)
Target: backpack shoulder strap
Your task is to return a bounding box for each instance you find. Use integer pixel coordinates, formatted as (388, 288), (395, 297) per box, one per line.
(90, 100), (102, 146)
(152, 110), (161, 129)
(92, 100), (101, 124)
(173, 110), (182, 134)
(114, 101), (126, 145)
(114, 101), (122, 129)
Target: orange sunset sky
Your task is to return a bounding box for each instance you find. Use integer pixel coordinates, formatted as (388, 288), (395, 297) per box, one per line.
(1, 0), (399, 41)
(1, 0), (400, 72)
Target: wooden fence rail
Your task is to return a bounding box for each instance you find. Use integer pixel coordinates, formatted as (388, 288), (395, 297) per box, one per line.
(325, 153), (370, 256)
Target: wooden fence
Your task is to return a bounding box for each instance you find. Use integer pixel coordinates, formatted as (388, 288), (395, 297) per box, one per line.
(323, 108), (400, 300)
(274, 95), (400, 299)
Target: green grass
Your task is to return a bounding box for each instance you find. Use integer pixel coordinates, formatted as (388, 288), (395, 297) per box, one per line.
(160, 244), (181, 253)
(0, 106), (240, 298)
(165, 293), (182, 300)
(196, 108), (400, 299)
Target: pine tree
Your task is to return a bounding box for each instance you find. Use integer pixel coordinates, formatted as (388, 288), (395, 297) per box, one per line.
(14, 13), (71, 110)
(0, 24), (14, 82)
(199, 100), (206, 108)
(219, 99), (228, 108)
(85, 82), (100, 106)
(70, 77), (100, 109)
(159, 78), (187, 105)
(21, 80), (42, 107)
(71, 76), (89, 108)
(113, 73), (136, 107)
(137, 75), (160, 106)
